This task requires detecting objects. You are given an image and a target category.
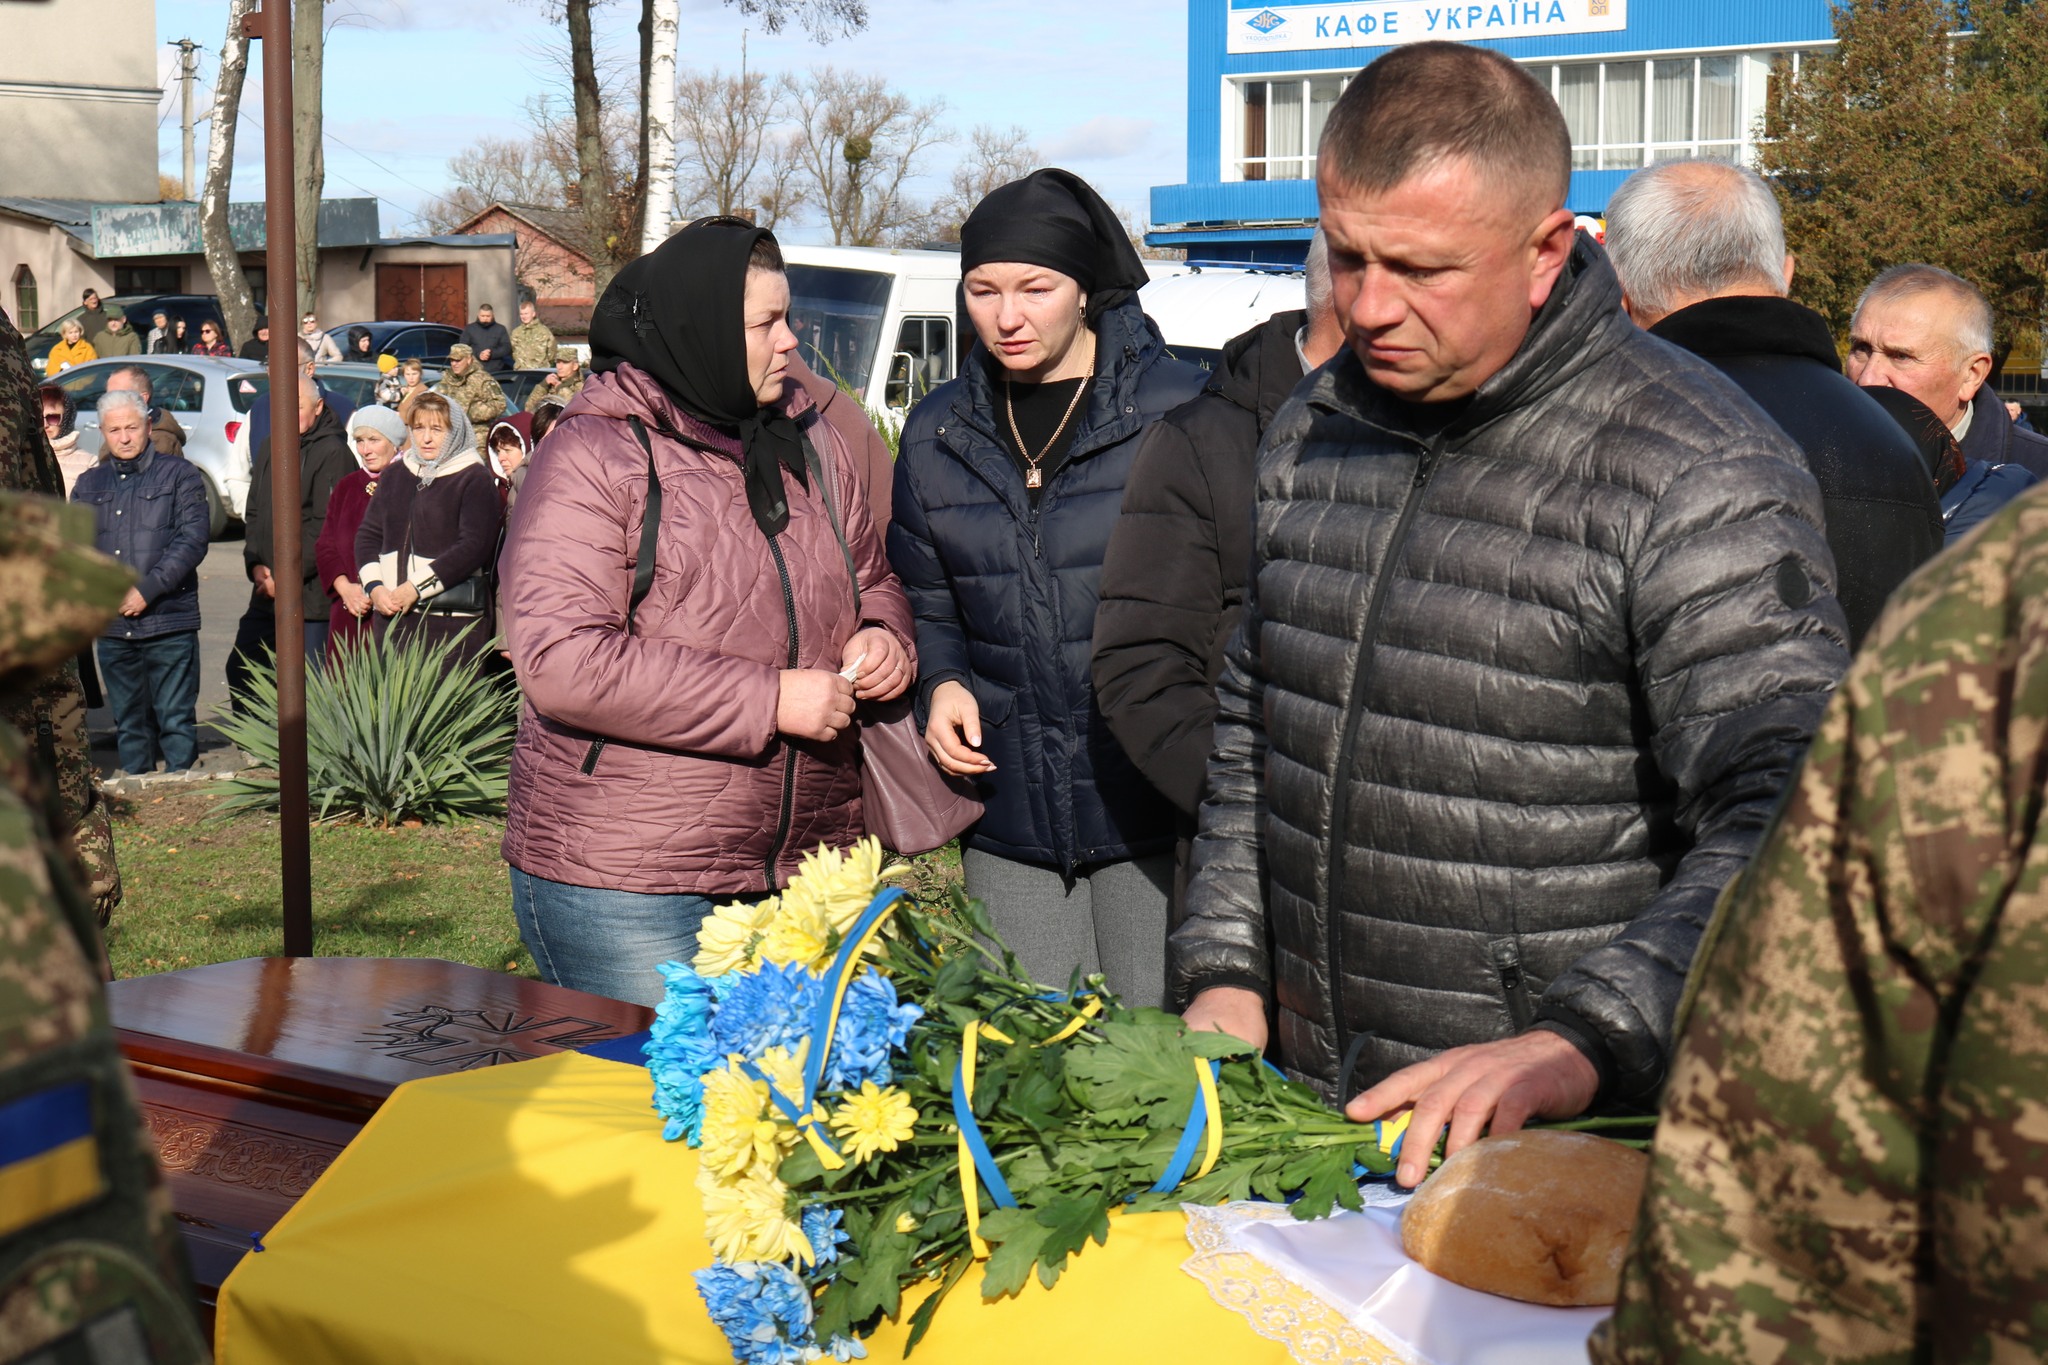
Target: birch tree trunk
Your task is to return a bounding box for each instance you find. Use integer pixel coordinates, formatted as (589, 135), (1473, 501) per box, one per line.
(291, 0), (325, 320)
(200, 0), (259, 348)
(640, 0), (679, 252)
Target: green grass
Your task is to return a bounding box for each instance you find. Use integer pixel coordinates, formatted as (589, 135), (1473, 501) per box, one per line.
(103, 790), (967, 981)
(104, 790), (535, 979)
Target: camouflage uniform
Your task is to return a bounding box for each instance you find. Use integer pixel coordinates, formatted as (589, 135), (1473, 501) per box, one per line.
(509, 319), (557, 372)
(0, 492), (207, 1364)
(434, 346), (507, 425)
(0, 309), (120, 925)
(1592, 486), (2048, 1365)
(522, 348), (585, 414)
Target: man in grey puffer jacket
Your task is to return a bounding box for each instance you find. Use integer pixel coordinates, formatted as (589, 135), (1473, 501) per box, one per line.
(1172, 42), (1850, 1186)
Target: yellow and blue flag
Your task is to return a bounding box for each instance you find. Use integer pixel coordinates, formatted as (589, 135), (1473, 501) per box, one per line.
(0, 1080), (105, 1237)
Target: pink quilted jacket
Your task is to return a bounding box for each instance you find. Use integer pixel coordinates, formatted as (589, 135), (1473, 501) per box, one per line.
(499, 364), (915, 894)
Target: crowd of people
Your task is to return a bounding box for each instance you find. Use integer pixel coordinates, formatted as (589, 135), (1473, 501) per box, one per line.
(9, 36), (2047, 1355)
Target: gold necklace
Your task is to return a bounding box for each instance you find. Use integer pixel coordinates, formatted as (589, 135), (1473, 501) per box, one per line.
(1004, 348), (1094, 490)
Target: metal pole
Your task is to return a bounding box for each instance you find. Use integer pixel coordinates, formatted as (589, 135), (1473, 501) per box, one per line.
(248, 3), (314, 957)
(177, 38), (198, 199)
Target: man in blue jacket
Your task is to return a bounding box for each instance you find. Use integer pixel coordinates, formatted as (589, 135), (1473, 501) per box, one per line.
(71, 389), (210, 774)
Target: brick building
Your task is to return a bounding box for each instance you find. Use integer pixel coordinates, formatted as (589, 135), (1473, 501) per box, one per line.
(451, 203), (597, 335)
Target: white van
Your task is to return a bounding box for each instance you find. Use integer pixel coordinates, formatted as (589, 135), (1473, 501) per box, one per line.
(1137, 264), (1308, 371)
(780, 244), (964, 423)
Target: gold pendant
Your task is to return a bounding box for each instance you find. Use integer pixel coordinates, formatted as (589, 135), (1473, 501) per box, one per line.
(1026, 466), (1043, 490)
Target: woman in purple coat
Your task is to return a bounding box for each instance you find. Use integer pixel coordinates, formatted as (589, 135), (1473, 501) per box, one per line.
(354, 391), (504, 663)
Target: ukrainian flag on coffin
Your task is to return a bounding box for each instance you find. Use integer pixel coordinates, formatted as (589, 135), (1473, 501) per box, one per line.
(0, 1081), (105, 1236)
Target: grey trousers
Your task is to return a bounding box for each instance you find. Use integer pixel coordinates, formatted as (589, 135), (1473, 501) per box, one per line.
(962, 849), (1174, 1009)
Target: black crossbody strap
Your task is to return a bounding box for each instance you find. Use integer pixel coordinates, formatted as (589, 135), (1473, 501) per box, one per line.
(802, 431), (861, 621)
(581, 415), (665, 776)
(626, 415), (662, 627)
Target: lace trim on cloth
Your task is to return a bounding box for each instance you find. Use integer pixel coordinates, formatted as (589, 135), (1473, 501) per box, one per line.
(1181, 1202), (1416, 1365)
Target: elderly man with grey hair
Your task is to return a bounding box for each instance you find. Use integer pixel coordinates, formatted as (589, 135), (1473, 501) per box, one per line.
(70, 388), (211, 774)
(103, 363), (189, 458)
(1606, 158), (1942, 646)
(1093, 229), (1345, 925)
(1847, 262), (2048, 484)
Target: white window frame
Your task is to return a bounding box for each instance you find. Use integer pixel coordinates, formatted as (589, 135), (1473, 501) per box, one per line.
(1225, 69), (1354, 183)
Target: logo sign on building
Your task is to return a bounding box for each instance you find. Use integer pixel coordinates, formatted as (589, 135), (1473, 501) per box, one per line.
(1228, 0), (1626, 52)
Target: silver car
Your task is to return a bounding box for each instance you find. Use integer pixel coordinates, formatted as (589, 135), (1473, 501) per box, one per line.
(44, 356), (269, 539)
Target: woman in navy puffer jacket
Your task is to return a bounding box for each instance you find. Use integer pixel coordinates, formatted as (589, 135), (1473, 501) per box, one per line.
(888, 169), (1206, 1007)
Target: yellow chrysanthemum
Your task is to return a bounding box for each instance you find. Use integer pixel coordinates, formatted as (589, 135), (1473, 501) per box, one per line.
(757, 889), (833, 971)
(792, 838), (886, 936)
(697, 1062), (793, 1180)
(694, 895), (778, 977)
(699, 1167), (815, 1265)
(828, 1081), (919, 1164)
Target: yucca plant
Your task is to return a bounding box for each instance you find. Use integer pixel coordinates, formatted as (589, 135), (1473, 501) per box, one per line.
(216, 631), (520, 826)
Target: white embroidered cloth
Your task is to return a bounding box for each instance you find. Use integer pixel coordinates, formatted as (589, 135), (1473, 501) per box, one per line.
(1181, 1191), (1605, 1365)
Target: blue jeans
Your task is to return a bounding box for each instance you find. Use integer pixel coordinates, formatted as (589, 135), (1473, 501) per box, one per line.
(508, 866), (764, 1007)
(98, 631), (200, 773)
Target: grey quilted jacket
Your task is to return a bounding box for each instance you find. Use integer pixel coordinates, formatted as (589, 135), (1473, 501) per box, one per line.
(1169, 239), (1851, 1107)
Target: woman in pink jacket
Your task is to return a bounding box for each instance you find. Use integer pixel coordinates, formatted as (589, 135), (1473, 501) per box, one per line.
(498, 221), (916, 1005)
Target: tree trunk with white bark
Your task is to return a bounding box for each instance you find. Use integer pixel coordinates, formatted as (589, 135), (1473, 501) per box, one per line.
(639, 0), (679, 253)
(200, 0), (259, 348)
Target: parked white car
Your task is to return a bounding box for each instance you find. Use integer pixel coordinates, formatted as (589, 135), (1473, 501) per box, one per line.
(779, 244), (964, 423)
(1138, 264), (1309, 371)
(44, 356), (267, 538)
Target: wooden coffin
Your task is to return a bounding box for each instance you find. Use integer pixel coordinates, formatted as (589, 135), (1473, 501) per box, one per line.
(108, 957), (654, 1324)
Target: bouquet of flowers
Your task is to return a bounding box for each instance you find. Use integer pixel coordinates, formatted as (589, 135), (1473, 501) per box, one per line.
(647, 841), (1645, 1363)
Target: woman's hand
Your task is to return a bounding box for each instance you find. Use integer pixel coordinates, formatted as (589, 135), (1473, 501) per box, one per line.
(369, 583), (416, 616)
(841, 627), (911, 702)
(925, 680), (995, 777)
(778, 669), (857, 743)
(336, 578), (371, 617)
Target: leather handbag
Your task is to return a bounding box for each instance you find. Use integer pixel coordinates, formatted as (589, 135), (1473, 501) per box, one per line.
(803, 434), (983, 856)
(420, 573), (490, 615)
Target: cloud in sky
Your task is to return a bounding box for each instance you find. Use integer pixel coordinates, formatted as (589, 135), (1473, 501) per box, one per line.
(155, 0), (1191, 235)
(1042, 116), (1158, 164)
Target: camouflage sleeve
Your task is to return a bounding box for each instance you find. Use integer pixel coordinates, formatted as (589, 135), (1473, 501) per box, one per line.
(0, 309), (64, 499)
(1591, 489), (2048, 1364)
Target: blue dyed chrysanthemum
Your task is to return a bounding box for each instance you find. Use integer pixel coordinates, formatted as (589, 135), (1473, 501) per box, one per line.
(821, 969), (923, 1093)
(645, 960), (721, 1144)
(695, 1261), (817, 1365)
(822, 1335), (868, 1361)
(711, 959), (826, 1061)
(800, 1205), (849, 1268)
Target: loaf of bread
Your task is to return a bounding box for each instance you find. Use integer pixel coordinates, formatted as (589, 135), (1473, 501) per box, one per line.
(1398, 1129), (1649, 1307)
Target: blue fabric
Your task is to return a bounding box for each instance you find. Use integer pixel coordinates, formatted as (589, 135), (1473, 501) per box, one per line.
(98, 631), (200, 772)
(888, 299), (1207, 872)
(71, 449), (211, 638)
(577, 1027), (654, 1066)
(0, 1081), (92, 1165)
(508, 865), (766, 1008)
(1942, 459), (2038, 543)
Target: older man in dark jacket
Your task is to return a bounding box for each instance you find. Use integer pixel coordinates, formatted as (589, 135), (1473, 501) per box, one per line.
(1172, 43), (1850, 1186)
(242, 375), (356, 669)
(1605, 160), (1943, 648)
(1093, 231), (1345, 923)
(71, 389), (210, 773)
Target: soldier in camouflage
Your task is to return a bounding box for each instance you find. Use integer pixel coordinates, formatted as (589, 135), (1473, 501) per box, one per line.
(434, 344), (507, 425)
(508, 301), (556, 372)
(0, 491), (207, 1364)
(522, 347), (584, 414)
(1592, 484), (2048, 1363)
(0, 309), (121, 926)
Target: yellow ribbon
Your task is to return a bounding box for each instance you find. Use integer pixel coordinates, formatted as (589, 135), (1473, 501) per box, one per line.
(1375, 1110), (1412, 1158)
(1192, 1058), (1224, 1180)
(958, 1020), (993, 1258)
(1041, 995), (1104, 1044)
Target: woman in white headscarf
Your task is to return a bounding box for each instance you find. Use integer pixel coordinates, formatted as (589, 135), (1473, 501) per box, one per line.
(354, 391), (504, 663)
(317, 404), (406, 653)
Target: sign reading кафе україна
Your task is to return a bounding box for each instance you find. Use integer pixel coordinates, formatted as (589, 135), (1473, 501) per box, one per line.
(1228, 0), (1626, 52)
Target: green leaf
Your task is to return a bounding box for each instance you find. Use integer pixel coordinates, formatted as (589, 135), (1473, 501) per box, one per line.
(975, 1207), (1047, 1300)
(904, 1256), (970, 1356)
(1062, 1020), (1202, 1122)
(1031, 1192), (1111, 1290)
(1290, 1147), (1366, 1221)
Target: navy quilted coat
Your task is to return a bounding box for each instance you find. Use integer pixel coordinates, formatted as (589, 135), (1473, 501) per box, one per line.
(889, 300), (1208, 872)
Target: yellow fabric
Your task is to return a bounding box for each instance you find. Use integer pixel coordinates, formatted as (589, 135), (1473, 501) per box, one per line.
(0, 1135), (104, 1236)
(215, 1051), (1298, 1365)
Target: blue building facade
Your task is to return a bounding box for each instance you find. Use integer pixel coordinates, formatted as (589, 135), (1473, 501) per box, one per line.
(1149, 0), (1839, 261)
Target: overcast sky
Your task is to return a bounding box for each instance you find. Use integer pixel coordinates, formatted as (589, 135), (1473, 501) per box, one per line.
(150, 0), (1191, 243)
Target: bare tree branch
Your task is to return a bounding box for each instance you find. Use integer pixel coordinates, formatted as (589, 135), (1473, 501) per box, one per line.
(783, 68), (948, 246)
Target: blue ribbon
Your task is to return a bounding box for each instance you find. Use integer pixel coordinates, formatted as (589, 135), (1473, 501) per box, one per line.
(951, 1051), (1018, 1210)
(799, 886), (908, 1111)
(1149, 1060), (1222, 1194)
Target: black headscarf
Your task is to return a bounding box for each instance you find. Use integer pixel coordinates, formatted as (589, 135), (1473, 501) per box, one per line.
(960, 168), (1151, 320)
(1861, 385), (1969, 497)
(588, 220), (805, 536)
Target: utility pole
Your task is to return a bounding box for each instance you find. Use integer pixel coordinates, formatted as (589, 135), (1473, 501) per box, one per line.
(241, 1), (313, 958)
(175, 38), (199, 199)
